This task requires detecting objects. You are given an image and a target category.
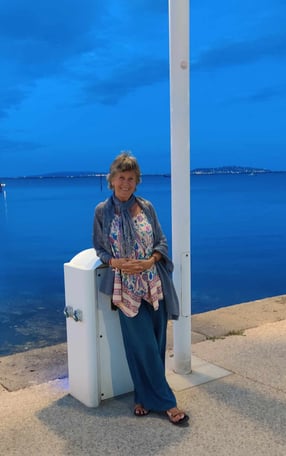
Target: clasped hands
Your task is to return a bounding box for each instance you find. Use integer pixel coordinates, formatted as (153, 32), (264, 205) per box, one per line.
(111, 257), (154, 274)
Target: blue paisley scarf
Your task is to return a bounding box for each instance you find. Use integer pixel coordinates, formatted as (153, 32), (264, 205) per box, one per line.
(112, 193), (137, 257)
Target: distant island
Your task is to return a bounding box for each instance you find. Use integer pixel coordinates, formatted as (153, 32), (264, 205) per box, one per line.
(191, 166), (272, 175)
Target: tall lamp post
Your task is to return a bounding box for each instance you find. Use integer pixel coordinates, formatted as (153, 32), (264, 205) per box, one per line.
(168, 0), (191, 374)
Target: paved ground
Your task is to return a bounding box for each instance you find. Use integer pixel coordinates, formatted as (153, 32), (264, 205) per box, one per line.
(0, 295), (285, 455)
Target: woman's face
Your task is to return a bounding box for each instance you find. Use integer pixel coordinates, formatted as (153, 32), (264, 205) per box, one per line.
(111, 170), (137, 202)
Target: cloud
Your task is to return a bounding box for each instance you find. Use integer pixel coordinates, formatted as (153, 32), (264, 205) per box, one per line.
(0, 0), (106, 72)
(0, 86), (30, 118)
(82, 58), (169, 105)
(192, 33), (286, 71)
(0, 0), (169, 116)
(228, 85), (286, 104)
(120, 0), (167, 14)
(0, 1), (103, 44)
(0, 0), (107, 115)
(0, 136), (43, 153)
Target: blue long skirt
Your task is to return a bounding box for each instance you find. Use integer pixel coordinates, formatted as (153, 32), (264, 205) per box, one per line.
(118, 299), (177, 412)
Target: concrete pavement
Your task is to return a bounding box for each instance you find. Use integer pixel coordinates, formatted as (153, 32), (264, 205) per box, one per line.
(0, 295), (285, 455)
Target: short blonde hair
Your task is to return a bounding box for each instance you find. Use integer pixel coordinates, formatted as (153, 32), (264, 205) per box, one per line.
(107, 152), (141, 189)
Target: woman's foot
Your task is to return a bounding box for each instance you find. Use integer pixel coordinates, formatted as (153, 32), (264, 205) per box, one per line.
(165, 407), (189, 426)
(134, 404), (150, 417)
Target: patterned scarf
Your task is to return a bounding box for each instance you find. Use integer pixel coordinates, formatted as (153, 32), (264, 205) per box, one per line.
(112, 193), (137, 257)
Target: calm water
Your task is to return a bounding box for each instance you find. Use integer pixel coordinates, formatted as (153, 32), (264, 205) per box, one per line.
(1, 173), (286, 355)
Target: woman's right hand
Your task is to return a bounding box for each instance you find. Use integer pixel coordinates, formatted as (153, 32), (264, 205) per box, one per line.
(110, 258), (130, 270)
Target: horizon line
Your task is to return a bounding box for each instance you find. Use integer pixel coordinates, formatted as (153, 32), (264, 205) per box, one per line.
(2, 165), (286, 179)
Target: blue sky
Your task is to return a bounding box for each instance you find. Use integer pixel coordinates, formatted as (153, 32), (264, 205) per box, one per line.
(1, 0), (286, 177)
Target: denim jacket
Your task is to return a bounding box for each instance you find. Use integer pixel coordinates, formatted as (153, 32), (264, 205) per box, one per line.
(93, 195), (180, 320)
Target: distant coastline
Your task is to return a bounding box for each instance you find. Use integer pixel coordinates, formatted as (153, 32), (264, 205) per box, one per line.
(1, 166), (284, 180)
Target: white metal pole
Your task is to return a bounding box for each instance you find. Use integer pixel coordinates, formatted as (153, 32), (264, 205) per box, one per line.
(168, 0), (191, 374)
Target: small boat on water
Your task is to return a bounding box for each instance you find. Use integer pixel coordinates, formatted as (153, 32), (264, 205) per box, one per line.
(0, 183), (6, 192)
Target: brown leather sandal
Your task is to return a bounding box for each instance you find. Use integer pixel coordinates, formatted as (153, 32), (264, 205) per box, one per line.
(134, 404), (150, 417)
(165, 408), (189, 426)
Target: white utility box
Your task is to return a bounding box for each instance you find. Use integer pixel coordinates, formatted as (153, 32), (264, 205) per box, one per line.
(64, 248), (133, 407)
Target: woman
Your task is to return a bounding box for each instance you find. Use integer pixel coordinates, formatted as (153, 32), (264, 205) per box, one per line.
(93, 152), (189, 426)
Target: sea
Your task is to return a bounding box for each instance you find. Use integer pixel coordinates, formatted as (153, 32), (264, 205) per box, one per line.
(1, 173), (286, 355)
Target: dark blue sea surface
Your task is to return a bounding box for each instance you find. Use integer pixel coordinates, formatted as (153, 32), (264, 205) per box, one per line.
(1, 173), (286, 355)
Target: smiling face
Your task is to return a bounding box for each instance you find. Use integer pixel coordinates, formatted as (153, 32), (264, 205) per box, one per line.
(111, 170), (137, 202)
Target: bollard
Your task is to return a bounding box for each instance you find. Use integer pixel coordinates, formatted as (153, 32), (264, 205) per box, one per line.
(64, 248), (133, 407)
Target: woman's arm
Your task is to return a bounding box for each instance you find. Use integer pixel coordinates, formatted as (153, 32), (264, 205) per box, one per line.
(93, 203), (113, 265)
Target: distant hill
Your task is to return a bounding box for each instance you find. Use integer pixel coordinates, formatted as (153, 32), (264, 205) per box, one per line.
(191, 166), (272, 175)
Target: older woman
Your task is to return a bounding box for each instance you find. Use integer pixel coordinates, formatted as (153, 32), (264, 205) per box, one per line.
(93, 152), (189, 426)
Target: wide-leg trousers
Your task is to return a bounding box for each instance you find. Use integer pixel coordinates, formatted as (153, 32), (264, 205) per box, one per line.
(118, 299), (177, 411)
